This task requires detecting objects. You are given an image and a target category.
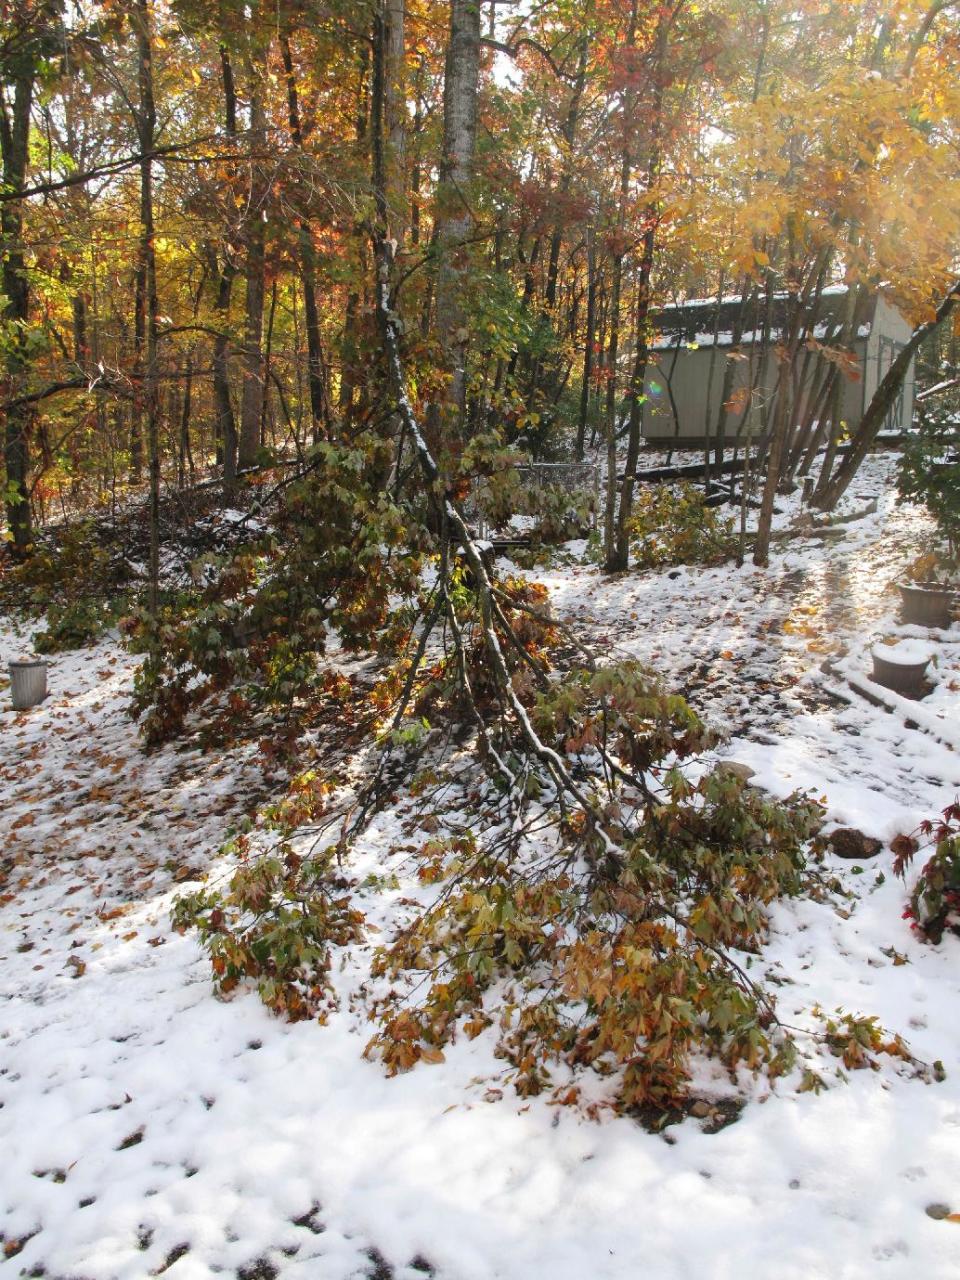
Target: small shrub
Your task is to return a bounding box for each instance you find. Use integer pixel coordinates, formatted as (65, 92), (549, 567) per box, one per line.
(34, 594), (127, 653)
(523, 482), (595, 545)
(129, 441), (424, 744)
(897, 403), (960, 564)
(627, 482), (736, 569)
(821, 1011), (912, 1071)
(893, 801), (960, 942)
(173, 837), (364, 1021)
(173, 767), (365, 1019)
(2, 521), (128, 613)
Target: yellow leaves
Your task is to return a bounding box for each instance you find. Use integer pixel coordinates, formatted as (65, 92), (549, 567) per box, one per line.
(783, 602), (824, 643)
(782, 618), (816, 637)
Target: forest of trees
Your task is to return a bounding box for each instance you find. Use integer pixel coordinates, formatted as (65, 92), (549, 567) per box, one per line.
(2, 0), (959, 571)
(4, 0), (960, 1156)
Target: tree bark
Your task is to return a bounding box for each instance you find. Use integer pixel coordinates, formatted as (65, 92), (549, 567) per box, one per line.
(431, 0), (481, 442)
(238, 30), (268, 469)
(610, 214), (656, 570)
(602, 0), (639, 571)
(280, 31), (332, 443)
(212, 259), (237, 480)
(609, 13), (667, 571)
(130, 262), (146, 481)
(133, 0), (161, 610)
(384, 0), (407, 242)
(179, 352), (194, 485)
(813, 280), (960, 510)
(0, 49), (37, 553)
(576, 228), (597, 460)
(214, 42), (238, 483)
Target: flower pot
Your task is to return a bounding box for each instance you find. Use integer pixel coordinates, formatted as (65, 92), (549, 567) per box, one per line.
(8, 658), (48, 710)
(898, 582), (958, 630)
(871, 642), (931, 700)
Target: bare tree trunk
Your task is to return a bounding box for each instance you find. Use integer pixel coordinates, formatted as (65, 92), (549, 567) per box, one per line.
(576, 228), (597, 460)
(409, 55), (425, 247)
(260, 278), (278, 448)
(281, 31), (333, 443)
(0, 46), (37, 553)
(430, 0), (481, 442)
(238, 31), (267, 469)
(338, 44), (371, 425)
(701, 272), (726, 489)
(610, 215), (656, 570)
(609, 13), (667, 571)
(753, 254), (830, 563)
(602, 0), (638, 571)
(212, 259), (237, 478)
(384, 0), (406, 242)
(806, 273), (862, 501)
(214, 42), (238, 483)
(602, 246), (625, 563)
(179, 353), (194, 484)
(130, 259), (145, 482)
(133, 0), (161, 610)
(752, 353), (791, 567)
(545, 37), (587, 314)
(813, 280), (960, 510)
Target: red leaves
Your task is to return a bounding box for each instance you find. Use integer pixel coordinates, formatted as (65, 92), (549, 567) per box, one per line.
(891, 833), (920, 878)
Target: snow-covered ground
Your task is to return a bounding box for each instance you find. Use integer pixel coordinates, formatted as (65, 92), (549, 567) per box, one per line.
(2, 454), (960, 1280)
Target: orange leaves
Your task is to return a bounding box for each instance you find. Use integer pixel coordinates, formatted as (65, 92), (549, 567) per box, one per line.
(804, 336), (862, 381)
(368, 1011), (432, 1074)
(723, 386), (752, 416)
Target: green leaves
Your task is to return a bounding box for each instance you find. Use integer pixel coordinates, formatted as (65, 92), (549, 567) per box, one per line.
(131, 443), (426, 744)
(367, 650), (826, 1113)
(626, 483), (737, 570)
(172, 838), (365, 1022)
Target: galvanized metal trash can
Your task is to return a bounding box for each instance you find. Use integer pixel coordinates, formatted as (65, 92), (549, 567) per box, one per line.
(9, 659), (48, 710)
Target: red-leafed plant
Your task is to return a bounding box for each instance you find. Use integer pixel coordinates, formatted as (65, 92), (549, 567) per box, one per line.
(893, 800), (960, 943)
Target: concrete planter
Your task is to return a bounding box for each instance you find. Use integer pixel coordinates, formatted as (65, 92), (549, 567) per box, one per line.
(9, 658), (48, 710)
(871, 642), (931, 700)
(899, 582), (958, 630)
